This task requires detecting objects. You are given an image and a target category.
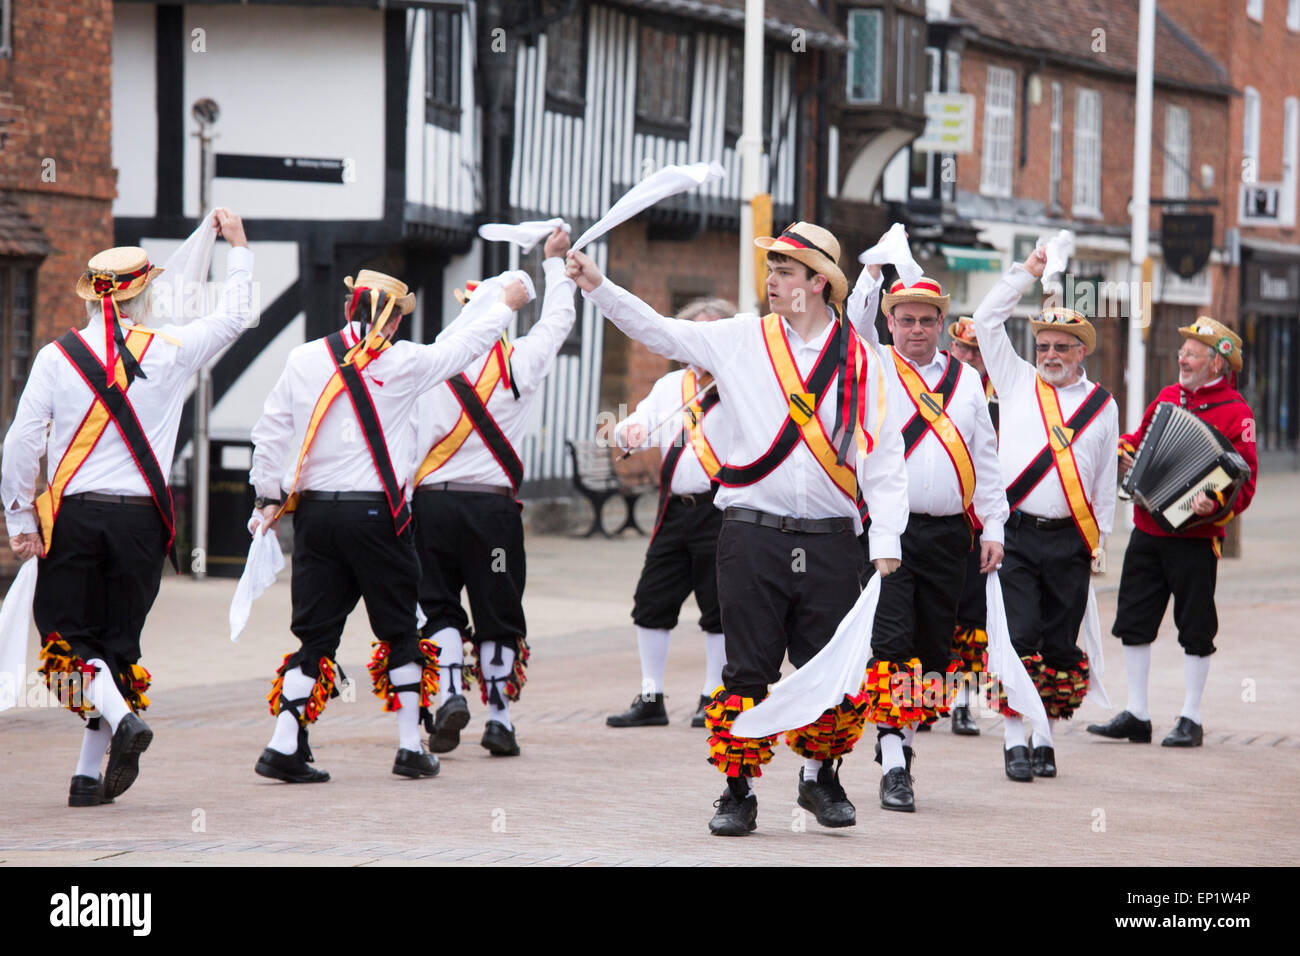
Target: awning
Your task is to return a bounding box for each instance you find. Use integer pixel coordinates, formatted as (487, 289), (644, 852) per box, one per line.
(941, 245), (1001, 272)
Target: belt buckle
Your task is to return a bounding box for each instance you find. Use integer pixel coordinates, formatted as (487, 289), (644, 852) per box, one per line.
(779, 515), (799, 533)
(680, 494), (696, 506)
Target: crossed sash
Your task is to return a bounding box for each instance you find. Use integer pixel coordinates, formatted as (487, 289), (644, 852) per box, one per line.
(1004, 377), (1112, 554)
(36, 328), (179, 570)
(413, 338), (523, 492)
(276, 329), (411, 534)
(650, 369), (722, 539)
(892, 347), (976, 513)
(715, 314), (872, 507)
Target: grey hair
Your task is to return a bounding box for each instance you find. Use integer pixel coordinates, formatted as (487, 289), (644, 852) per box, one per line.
(677, 297), (736, 322)
(85, 285), (158, 325)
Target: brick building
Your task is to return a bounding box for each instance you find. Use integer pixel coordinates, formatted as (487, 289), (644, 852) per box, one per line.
(0, 0), (117, 570)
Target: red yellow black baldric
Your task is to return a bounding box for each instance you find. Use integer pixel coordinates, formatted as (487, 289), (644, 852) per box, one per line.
(44, 328), (178, 568)
(651, 369), (722, 539)
(85, 265), (151, 388)
(1005, 377), (1112, 554)
(892, 348), (976, 511)
(414, 339), (524, 491)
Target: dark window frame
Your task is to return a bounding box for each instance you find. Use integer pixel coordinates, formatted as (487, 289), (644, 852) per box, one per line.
(634, 18), (695, 141)
(1, 0), (12, 60)
(544, 4), (589, 117)
(426, 7), (463, 131)
(0, 259), (39, 431)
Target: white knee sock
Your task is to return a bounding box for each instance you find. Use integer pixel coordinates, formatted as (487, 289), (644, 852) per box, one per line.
(879, 733), (906, 772)
(267, 666), (316, 755)
(389, 662), (423, 751)
(702, 632), (726, 697)
(85, 659), (130, 731)
(955, 679), (970, 708)
(1031, 718), (1055, 748)
(1003, 715), (1025, 750)
(802, 757), (825, 782)
(433, 628), (463, 701)
(481, 640), (515, 731)
(635, 627), (671, 696)
(1181, 653), (1212, 724)
(75, 722), (112, 779)
(1124, 644), (1152, 721)
(902, 725), (916, 749)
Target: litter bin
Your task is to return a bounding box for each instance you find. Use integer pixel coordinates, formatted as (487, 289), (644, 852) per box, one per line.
(204, 440), (259, 579)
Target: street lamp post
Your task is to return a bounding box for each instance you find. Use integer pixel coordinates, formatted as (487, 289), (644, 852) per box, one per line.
(191, 97), (219, 580)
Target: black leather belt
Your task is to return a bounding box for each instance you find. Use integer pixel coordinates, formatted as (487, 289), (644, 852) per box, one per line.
(417, 482), (513, 497)
(299, 491), (389, 503)
(909, 512), (969, 524)
(1008, 511), (1075, 532)
(670, 488), (715, 507)
(723, 506), (853, 534)
(64, 492), (154, 506)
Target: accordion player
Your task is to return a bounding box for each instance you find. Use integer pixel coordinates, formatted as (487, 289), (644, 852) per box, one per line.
(1121, 402), (1251, 534)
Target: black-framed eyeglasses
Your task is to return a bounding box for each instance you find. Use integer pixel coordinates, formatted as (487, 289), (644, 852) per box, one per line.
(1035, 342), (1081, 354)
(894, 316), (941, 330)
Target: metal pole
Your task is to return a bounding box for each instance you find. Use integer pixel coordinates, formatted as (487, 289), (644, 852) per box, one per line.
(193, 123), (215, 580)
(1127, 0), (1155, 432)
(737, 0), (765, 313)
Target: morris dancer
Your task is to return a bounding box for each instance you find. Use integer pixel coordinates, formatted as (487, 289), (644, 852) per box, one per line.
(2, 210), (253, 805)
(568, 222), (907, 836)
(972, 247), (1117, 781)
(605, 298), (733, 730)
(413, 228), (577, 759)
(248, 268), (529, 782)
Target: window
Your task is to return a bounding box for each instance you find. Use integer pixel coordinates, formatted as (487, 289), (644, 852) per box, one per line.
(1164, 104), (1190, 199)
(635, 24), (693, 138)
(1073, 87), (1102, 216)
(1291, 0), (1300, 29)
(896, 16), (925, 109)
(1049, 82), (1063, 211)
(426, 8), (462, 130)
(945, 49), (961, 93)
(980, 65), (1016, 198)
(724, 41), (743, 144)
(1284, 97), (1298, 225)
(545, 7), (587, 115)
(1248, 0), (1264, 22)
(1243, 86), (1261, 182)
(846, 9), (882, 104)
(0, 262), (36, 431)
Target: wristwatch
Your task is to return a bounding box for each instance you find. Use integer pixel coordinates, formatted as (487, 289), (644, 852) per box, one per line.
(254, 496), (283, 510)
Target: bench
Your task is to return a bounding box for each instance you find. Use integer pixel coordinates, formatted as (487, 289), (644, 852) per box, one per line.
(565, 439), (656, 538)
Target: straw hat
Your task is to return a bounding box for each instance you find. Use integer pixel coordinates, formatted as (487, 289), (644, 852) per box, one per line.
(453, 279), (482, 306)
(75, 247), (163, 302)
(754, 222), (849, 305)
(881, 277), (950, 317)
(1029, 307), (1097, 355)
(344, 269), (416, 315)
(1178, 316), (1242, 372)
(947, 316), (978, 344)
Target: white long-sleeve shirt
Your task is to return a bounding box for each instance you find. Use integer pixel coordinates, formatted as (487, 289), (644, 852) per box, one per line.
(972, 265), (1118, 543)
(586, 278), (908, 560)
(250, 300), (514, 499)
(2, 246), (255, 536)
(412, 258), (577, 488)
(849, 273), (1006, 543)
(614, 367), (733, 496)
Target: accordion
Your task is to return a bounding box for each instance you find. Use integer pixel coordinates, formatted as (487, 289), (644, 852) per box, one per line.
(1121, 402), (1250, 534)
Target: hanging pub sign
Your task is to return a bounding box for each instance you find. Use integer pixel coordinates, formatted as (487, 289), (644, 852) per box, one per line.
(1161, 212), (1214, 279)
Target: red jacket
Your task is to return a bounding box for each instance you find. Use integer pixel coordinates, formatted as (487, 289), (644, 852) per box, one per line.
(1121, 378), (1258, 539)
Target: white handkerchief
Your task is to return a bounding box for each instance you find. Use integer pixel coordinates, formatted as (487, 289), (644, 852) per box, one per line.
(571, 161), (726, 252)
(858, 222), (924, 286)
(478, 218), (572, 254)
(985, 570), (1051, 738)
(731, 574), (882, 739)
(0, 559), (37, 713)
(1037, 229), (1075, 288)
(1081, 584), (1110, 707)
(229, 527), (286, 643)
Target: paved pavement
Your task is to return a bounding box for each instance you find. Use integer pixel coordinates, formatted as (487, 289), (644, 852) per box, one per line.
(1, 476), (1298, 867)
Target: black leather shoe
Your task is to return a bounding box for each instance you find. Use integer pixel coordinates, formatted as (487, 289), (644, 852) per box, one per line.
(796, 762), (856, 828)
(428, 694), (470, 753)
(1004, 745), (1033, 782)
(481, 720), (520, 756)
(68, 774), (112, 807)
(879, 767), (915, 812)
(393, 747), (441, 778)
(255, 747), (330, 783)
(103, 713), (153, 800)
(951, 705), (980, 736)
(690, 694), (710, 729)
(606, 693), (669, 727)
(709, 789), (758, 836)
(1030, 745), (1057, 777)
(917, 721), (932, 732)
(1161, 716), (1204, 747)
(1086, 710), (1152, 743)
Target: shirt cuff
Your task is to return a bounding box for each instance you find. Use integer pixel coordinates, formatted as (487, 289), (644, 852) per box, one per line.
(867, 530), (902, 562)
(585, 277), (621, 312)
(1004, 264), (1037, 295)
(5, 507), (37, 537)
(226, 245), (254, 273)
(542, 257), (570, 282)
(978, 521), (1005, 546)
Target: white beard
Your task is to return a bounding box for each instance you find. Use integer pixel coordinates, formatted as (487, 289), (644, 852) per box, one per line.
(1037, 361), (1079, 387)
